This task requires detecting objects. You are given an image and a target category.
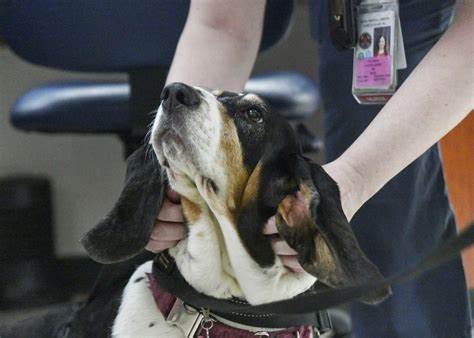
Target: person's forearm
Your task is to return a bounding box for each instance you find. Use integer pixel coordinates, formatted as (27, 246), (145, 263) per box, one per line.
(166, 0), (266, 92)
(324, 1), (474, 220)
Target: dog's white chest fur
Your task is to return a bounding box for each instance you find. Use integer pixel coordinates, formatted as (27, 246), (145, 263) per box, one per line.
(112, 261), (182, 337)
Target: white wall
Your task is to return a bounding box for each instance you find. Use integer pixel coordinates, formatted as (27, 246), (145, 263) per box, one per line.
(0, 3), (319, 257)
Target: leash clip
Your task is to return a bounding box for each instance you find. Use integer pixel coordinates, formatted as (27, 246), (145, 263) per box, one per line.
(166, 298), (204, 337)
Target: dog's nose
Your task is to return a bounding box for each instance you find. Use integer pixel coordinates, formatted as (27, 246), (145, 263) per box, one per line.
(161, 82), (200, 111)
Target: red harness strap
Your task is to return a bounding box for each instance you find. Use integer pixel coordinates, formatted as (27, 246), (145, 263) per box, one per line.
(147, 273), (314, 338)
(195, 322), (314, 338)
(147, 272), (178, 318)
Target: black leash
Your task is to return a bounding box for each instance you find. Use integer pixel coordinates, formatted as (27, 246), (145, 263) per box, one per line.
(154, 223), (474, 316)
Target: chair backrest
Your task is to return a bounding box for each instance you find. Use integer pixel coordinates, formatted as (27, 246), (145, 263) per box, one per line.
(0, 0), (293, 73)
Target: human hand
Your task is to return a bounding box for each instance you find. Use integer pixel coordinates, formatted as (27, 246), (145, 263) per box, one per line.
(145, 188), (186, 253)
(262, 216), (305, 273)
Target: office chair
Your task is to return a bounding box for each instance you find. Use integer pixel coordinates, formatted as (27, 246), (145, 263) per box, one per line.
(0, 0), (321, 156)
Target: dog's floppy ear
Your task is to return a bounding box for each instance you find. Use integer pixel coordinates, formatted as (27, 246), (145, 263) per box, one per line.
(271, 155), (391, 304)
(81, 145), (165, 264)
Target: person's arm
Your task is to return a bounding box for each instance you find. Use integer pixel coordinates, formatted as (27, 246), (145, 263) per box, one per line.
(166, 0), (266, 91)
(324, 1), (474, 220)
(264, 2), (473, 272)
(146, 0), (266, 253)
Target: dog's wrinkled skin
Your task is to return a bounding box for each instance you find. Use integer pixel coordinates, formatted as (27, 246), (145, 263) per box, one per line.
(78, 84), (390, 337)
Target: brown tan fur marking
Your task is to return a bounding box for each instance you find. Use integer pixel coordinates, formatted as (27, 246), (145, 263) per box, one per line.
(240, 162), (263, 209)
(277, 185), (312, 228)
(276, 182), (338, 274)
(218, 106), (249, 217)
(181, 197), (202, 225)
(314, 234), (337, 272)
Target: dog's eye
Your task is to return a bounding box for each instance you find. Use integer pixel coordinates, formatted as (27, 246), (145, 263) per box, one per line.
(245, 108), (263, 123)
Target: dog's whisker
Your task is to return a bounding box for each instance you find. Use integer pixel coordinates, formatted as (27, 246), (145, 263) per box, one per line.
(148, 108), (159, 117)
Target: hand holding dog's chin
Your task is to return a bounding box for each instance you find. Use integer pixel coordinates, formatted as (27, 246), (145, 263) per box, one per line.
(145, 188), (186, 253)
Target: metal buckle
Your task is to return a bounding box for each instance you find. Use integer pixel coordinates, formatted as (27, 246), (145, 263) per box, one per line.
(155, 251), (175, 275)
(166, 298), (204, 337)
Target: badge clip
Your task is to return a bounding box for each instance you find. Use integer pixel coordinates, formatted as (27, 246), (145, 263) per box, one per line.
(328, 0), (359, 50)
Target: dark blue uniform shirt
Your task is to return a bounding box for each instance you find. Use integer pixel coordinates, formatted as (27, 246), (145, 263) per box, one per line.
(309, 1), (471, 337)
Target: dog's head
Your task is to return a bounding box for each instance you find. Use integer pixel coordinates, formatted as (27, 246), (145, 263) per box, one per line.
(82, 83), (390, 304)
(151, 83), (305, 225)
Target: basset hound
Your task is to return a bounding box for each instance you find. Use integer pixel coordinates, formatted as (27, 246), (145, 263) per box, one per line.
(79, 83), (391, 337)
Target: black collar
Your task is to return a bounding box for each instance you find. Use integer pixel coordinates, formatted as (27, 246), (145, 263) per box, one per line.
(152, 251), (332, 330)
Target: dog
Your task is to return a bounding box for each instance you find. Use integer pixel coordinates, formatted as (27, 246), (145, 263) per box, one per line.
(0, 83), (390, 338)
(79, 83), (390, 337)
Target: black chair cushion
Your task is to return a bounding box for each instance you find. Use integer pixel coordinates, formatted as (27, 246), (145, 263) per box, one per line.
(11, 81), (131, 133)
(11, 72), (320, 134)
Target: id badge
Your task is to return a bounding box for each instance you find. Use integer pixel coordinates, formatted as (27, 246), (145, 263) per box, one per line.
(352, 0), (406, 105)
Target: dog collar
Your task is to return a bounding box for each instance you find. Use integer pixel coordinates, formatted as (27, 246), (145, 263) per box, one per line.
(147, 272), (319, 337)
(150, 251), (333, 334)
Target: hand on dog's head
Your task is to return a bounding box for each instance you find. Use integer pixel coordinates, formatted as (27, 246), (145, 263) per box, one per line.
(81, 84), (391, 305)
